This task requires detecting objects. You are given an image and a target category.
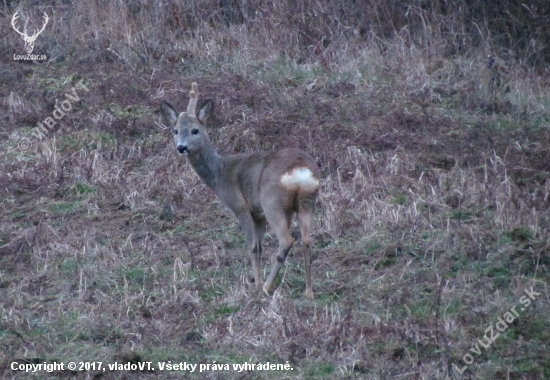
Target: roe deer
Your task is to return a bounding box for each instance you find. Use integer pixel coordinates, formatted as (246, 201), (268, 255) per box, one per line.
(161, 83), (320, 299)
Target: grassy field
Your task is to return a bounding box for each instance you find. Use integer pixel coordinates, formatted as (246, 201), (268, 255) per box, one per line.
(1, 1), (550, 379)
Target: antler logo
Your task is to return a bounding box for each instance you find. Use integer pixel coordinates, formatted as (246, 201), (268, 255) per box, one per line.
(11, 10), (49, 54)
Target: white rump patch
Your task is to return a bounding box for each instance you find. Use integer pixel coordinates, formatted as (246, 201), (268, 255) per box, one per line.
(280, 167), (320, 191)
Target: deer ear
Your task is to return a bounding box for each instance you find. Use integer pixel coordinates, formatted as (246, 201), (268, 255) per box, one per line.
(197, 100), (214, 124)
(160, 101), (178, 125)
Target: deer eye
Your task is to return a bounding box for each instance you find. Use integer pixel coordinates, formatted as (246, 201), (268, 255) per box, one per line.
(192, 128), (199, 135)
(173, 129), (178, 135)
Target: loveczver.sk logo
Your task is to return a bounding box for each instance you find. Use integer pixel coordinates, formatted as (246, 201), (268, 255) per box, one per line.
(11, 10), (49, 61)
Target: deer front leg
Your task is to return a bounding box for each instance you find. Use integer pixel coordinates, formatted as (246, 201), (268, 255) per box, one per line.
(236, 212), (263, 290)
(251, 218), (266, 291)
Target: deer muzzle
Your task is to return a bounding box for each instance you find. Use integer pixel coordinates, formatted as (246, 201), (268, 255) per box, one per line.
(177, 145), (188, 155)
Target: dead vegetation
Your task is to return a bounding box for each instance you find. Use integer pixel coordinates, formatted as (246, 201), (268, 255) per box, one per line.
(1, 0), (549, 379)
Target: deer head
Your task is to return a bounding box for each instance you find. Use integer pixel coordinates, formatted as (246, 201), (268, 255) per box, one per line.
(160, 82), (214, 156)
(11, 11), (49, 54)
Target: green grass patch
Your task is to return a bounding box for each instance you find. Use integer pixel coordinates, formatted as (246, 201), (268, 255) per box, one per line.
(391, 192), (407, 205)
(445, 298), (461, 315)
(98, 132), (117, 144)
(362, 240), (382, 254)
(255, 57), (325, 87)
(303, 363), (334, 378)
(72, 182), (96, 195)
(449, 210), (473, 222)
(50, 200), (81, 214)
(122, 266), (148, 285)
(59, 257), (77, 274)
(505, 227), (534, 242)
(57, 135), (84, 151)
(408, 297), (433, 318)
(493, 115), (518, 131)
(199, 284), (225, 302)
(374, 251), (396, 269)
(95, 237), (110, 246)
(213, 305), (240, 317)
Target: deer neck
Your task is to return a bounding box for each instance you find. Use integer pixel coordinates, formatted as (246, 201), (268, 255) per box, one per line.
(187, 142), (223, 191)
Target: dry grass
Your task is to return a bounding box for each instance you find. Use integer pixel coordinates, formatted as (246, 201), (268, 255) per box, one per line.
(1, 0), (550, 379)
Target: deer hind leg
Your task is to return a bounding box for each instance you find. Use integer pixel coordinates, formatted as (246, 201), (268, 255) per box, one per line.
(297, 208), (314, 300)
(263, 210), (294, 295)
